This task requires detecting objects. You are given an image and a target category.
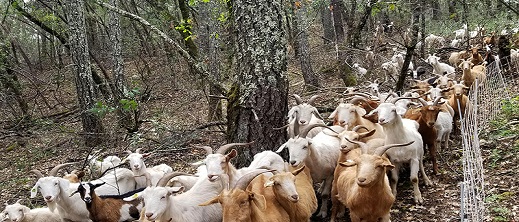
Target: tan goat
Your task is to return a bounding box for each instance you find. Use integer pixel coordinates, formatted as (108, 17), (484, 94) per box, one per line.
(335, 139), (414, 222)
(264, 165), (317, 222)
(459, 59), (487, 88)
(200, 170), (289, 222)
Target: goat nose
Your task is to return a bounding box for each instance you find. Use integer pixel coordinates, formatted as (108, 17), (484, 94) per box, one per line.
(45, 196), (52, 200)
(341, 144), (347, 148)
(379, 118), (385, 123)
(299, 120), (306, 124)
(358, 177), (366, 183)
(146, 213), (153, 218)
(291, 194), (299, 201)
(290, 160), (296, 166)
(339, 120), (345, 124)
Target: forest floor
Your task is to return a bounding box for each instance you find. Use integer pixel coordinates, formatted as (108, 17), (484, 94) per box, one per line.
(1, 56), (518, 222)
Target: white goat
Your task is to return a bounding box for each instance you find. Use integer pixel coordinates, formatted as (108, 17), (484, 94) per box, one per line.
(276, 124), (343, 218)
(424, 34), (445, 49)
(426, 54), (455, 76)
(30, 163), (137, 222)
(365, 99), (432, 204)
(286, 94), (325, 138)
(88, 155), (122, 176)
(129, 172), (223, 222)
(454, 24), (467, 40)
(3, 200), (60, 222)
(193, 142), (254, 187)
(122, 148), (169, 188)
(352, 63), (368, 78)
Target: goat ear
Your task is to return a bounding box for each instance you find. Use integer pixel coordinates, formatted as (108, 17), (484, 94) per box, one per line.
(338, 160), (357, 167)
(359, 129), (376, 139)
(249, 192), (266, 211)
(168, 186), (185, 195)
(264, 179), (275, 187)
(225, 149), (238, 161)
(382, 163), (395, 170)
(307, 138), (313, 146)
(30, 183), (39, 198)
(191, 160), (205, 167)
(123, 192), (142, 201)
(199, 196), (220, 206)
(275, 142), (288, 153)
(292, 165), (305, 176)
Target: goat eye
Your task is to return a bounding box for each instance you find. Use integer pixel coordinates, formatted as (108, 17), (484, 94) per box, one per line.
(161, 196), (166, 200)
(302, 146), (307, 150)
(54, 182), (58, 186)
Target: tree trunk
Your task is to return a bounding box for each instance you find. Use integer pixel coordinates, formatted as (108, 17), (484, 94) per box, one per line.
(227, 0), (289, 167)
(351, 0), (377, 48)
(320, 1), (334, 45)
(330, 0), (344, 45)
(0, 42), (30, 120)
(66, 0), (105, 147)
(431, 1), (440, 20)
(109, 0), (134, 131)
(292, 0), (319, 91)
(395, 0), (421, 92)
(198, 1), (223, 122)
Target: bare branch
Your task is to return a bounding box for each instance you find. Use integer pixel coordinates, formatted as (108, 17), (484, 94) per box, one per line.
(96, 1), (227, 95)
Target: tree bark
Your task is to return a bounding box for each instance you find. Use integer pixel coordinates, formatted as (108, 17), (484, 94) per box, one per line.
(320, 1), (334, 45)
(227, 0), (289, 167)
(66, 0), (105, 147)
(330, 0), (344, 45)
(198, 1), (223, 122)
(109, 0), (135, 131)
(395, 0), (421, 92)
(292, 0), (319, 91)
(0, 42), (30, 120)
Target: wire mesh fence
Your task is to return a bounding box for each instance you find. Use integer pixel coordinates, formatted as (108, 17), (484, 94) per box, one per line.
(460, 55), (518, 221)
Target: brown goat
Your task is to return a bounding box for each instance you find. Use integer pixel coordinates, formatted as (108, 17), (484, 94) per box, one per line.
(404, 97), (443, 175)
(72, 182), (144, 222)
(470, 46), (484, 66)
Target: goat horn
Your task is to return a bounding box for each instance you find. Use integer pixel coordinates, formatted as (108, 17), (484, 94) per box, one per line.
(298, 123), (335, 138)
(293, 94), (303, 105)
(343, 137), (369, 154)
(30, 170), (44, 179)
(432, 96), (443, 106)
(374, 141), (415, 156)
(233, 169), (272, 191)
(216, 142), (255, 154)
(351, 125), (369, 132)
(193, 145), (213, 155)
(50, 162), (78, 177)
(135, 148), (143, 154)
(307, 95), (319, 106)
(156, 172), (190, 187)
(390, 96), (415, 104)
(273, 123), (290, 130)
(417, 98), (428, 107)
(346, 92), (374, 99)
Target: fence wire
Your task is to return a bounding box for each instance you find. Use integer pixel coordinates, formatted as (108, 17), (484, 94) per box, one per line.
(460, 56), (518, 221)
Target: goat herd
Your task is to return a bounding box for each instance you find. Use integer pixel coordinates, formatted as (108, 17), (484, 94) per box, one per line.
(2, 24), (519, 222)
